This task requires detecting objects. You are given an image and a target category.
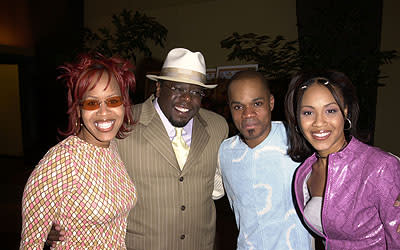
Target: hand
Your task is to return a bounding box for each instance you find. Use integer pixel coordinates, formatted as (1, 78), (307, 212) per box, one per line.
(46, 223), (65, 247)
(395, 194), (400, 233)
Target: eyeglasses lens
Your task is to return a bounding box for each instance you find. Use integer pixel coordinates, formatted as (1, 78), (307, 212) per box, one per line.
(80, 96), (123, 110)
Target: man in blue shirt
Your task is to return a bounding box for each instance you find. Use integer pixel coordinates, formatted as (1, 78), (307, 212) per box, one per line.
(218, 70), (311, 249)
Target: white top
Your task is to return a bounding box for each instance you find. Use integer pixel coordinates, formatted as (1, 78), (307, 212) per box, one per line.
(303, 172), (324, 233)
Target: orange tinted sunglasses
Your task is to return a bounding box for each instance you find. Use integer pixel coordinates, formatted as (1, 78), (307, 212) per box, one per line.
(80, 96), (123, 110)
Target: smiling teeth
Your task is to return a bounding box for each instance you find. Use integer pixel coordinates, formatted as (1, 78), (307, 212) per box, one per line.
(96, 120), (114, 129)
(176, 107), (189, 112)
(314, 132), (329, 137)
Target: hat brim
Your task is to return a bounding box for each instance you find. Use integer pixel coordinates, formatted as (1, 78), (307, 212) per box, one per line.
(146, 74), (217, 89)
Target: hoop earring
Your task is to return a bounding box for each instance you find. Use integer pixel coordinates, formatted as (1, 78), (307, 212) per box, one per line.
(344, 118), (352, 130)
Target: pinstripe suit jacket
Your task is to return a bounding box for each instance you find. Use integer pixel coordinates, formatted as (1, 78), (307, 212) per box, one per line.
(117, 96), (228, 250)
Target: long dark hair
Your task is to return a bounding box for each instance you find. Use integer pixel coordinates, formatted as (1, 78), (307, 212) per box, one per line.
(284, 70), (359, 162)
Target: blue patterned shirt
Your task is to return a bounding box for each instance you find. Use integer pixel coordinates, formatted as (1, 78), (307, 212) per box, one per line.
(218, 121), (311, 249)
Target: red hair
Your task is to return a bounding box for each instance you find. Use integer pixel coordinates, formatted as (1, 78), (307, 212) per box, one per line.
(58, 52), (136, 139)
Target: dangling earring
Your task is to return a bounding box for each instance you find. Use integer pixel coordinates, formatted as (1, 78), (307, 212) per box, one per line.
(74, 120), (79, 135)
(295, 126), (300, 133)
(344, 118), (352, 130)
(74, 118), (82, 135)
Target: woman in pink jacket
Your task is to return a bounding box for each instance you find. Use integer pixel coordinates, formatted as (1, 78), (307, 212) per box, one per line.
(284, 70), (400, 249)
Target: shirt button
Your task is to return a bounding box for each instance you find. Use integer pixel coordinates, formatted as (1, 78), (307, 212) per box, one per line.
(180, 234), (185, 240)
(181, 205), (186, 211)
(179, 176), (184, 182)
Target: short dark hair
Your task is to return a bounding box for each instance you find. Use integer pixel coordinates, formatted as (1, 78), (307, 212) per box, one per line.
(227, 70), (271, 100)
(284, 70), (359, 162)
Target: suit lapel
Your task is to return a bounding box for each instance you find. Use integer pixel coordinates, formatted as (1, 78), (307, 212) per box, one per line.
(183, 113), (209, 172)
(140, 97), (180, 170)
(138, 98), (210, 172)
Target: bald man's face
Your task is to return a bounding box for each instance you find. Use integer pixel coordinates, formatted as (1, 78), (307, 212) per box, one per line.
(228, 78), (274, 148)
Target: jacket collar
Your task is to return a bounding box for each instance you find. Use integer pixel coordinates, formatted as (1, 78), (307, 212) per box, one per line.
(137, 95), (210, 172)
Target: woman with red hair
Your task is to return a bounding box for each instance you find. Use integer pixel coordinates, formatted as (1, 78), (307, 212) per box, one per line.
(20, 53), (137, 249)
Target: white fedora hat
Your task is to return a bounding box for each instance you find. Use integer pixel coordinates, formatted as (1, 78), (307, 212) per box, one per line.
(146, 48), (217, 89)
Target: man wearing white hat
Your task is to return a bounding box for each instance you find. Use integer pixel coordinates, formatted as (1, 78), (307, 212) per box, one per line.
(117, 48), (228, 249)
(45, 48), (228, 249)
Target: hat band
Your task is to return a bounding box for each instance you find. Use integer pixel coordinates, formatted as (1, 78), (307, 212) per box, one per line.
(161, 67), (206, 83)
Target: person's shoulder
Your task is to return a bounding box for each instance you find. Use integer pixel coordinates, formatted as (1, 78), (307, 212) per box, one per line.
(219, 135), (240, 155)
(221, 134), (240, 146)
(47, 136), (78, 154)
(388, 152), (400, 163)
(131, 100), (146, 119)
(369, 146), (399, 166)
(352, 141), (400, 190)
(48, 136), (93, 161)
(269, 121), (289, 145)
(130, 96), (156, 127)
(132, 102), (143, 112)
(198, 108), (228, 136)
(34, 136), (78, 172)
(271, 121), (287, 135)
(350, 138), (400, 169)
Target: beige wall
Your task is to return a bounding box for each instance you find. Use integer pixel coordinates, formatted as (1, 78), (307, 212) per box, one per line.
(375, 0), (400, 156)
(85, 0), (399, 154)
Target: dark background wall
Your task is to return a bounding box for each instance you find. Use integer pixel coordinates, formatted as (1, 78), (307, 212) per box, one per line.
(1, 0), (84, 164)
(1, 1), (84, 249)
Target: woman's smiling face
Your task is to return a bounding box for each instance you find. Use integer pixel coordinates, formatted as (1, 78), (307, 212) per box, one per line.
(299, 83), (347, 157)
(78, 73), (124, 147)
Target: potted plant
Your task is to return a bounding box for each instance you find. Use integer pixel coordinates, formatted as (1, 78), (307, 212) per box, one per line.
(82, 9), (168, 64)
(81, 9), (168, 102)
